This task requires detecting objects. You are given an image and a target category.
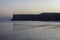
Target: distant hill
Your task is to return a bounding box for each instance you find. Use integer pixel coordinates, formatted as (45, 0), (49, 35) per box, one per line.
(11, 13), (60, 21)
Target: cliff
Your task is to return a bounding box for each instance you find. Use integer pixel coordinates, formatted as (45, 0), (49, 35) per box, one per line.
(11, 14), (39, 21)
(11, 13), (60, 21)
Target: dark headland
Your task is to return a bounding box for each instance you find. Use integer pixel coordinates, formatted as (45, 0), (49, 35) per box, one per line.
(11, 12), (60, 21)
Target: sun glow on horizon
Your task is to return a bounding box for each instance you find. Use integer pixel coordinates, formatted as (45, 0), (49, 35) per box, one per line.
(1, 0), (60, 16)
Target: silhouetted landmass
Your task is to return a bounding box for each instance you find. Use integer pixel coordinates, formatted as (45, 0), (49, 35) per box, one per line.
(11, 12), (60, 21)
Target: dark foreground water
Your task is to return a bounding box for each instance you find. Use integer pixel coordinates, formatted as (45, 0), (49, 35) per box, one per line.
(0, 21), (60, 40)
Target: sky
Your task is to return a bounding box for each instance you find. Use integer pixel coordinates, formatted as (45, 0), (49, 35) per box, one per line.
(0, 0), (60, 17)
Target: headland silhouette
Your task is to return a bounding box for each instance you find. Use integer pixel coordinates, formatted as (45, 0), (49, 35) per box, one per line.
(11, 12), (60, 21)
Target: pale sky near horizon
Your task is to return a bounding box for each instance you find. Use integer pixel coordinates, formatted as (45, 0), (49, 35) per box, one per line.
(0, 0), (60, 16)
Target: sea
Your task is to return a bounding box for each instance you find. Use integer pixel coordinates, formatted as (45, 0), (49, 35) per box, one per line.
(0, 21), (60, 40)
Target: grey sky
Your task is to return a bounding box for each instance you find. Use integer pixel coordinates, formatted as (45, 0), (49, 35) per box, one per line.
(0, 0), (60, 16)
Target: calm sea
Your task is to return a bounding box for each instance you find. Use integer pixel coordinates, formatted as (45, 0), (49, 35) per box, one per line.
(0, 21), (60, 40)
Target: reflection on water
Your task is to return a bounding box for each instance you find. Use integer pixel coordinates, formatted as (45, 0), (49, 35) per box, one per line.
(13, 24), (42, 30)
(13, 23), (60, 30)
(0, 21), (60, 40)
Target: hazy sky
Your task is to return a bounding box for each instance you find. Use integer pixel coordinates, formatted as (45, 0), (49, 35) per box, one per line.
(0, 0), (60, 16)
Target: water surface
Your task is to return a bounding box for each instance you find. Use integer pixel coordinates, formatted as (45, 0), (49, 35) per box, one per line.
(0, 21), (60, 40)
